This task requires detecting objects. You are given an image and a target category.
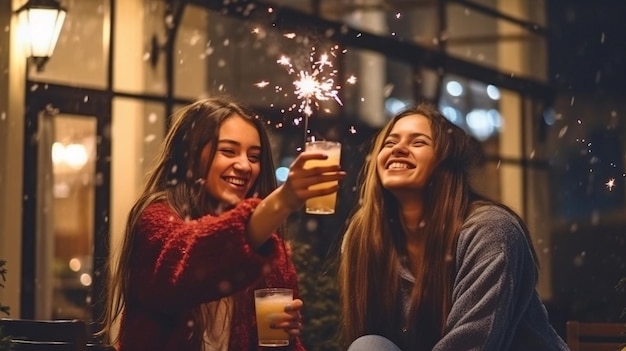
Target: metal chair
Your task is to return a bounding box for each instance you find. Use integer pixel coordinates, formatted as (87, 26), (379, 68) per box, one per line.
(566, 321), (626, 351)
(0, 318), (88, 351)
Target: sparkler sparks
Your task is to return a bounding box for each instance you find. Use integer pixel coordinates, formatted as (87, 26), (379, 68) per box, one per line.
(277, 47), (343, 118)
(253, 35), (358, 139)
(605, 178), (616, 191)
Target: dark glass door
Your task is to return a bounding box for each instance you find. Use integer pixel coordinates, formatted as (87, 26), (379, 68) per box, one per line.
(22, 82), (111, 324)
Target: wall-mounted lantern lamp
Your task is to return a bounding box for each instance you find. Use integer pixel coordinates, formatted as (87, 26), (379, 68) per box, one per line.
(15, 0), (67, 72)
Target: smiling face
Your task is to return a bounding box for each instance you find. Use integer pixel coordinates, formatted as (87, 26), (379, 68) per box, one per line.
(376, 114), (437, 196)
(203, 115), (262, 206)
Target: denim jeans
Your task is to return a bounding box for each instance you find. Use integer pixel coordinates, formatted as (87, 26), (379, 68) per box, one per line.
(347, 335), (402, 351)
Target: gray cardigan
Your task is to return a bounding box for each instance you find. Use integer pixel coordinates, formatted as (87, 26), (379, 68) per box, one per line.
(399, 205), (570, 350)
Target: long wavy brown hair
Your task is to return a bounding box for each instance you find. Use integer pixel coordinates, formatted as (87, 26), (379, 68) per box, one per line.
(338, 102), (538, 350)
(100, 97), (278, 348)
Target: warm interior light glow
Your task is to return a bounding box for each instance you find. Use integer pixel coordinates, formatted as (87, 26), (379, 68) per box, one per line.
(79, 273), (92, 287)
(15, 0), (67, 71)
(51, 141), (65, 165)
(52, 142), (89, 170)
(18, 8), (66, 57)
(64, 143), (88, 170)
(68, 258), (82, 272)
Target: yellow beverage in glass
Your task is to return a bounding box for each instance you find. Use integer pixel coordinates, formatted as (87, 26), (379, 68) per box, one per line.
(254, 288), (293, 347)
(304, 141), (342, 215)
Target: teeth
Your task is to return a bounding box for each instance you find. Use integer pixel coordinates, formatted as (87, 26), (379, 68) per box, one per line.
(224, 177), (246, 186)
(388, 162), (409, 169)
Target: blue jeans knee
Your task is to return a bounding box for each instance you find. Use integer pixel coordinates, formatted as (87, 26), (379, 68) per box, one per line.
(346, 335), (402, 351)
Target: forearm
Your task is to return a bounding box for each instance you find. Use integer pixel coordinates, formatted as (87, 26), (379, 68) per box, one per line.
(246, 151), (345, 248)
(247, 185), (297, 248)
(132, 200), (279, 310)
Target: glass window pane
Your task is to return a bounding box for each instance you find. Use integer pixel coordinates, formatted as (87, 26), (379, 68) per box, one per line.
(438, 74), (503, 141)
(343, 48), (416, 128)
(547, 95), (626, 221)
(28, 0), (109, 89)
(175, 4), (295, 101)
(48, 113), (97, 320)
(470, 0), (547, 26)
(446, 3), (547, 83)
(390, 3), (439, 47)
(113, 0), (167, 95)
(176, 6), (344, 130)
(417, 67), (440, 101)
(173, 4), (210, 100)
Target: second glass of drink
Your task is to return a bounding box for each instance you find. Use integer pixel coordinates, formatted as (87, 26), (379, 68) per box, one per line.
(254, 288), (293, 347)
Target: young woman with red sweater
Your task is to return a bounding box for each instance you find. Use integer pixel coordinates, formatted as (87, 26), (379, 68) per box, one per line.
(101, 97), (345, 351)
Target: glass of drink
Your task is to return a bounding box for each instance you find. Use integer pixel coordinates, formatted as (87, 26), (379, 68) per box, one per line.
(303, 140), (342, 215)
(254, 288), (293, 347)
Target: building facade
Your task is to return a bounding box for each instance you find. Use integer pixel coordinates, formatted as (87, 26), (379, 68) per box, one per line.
(1, 0), (624, 344)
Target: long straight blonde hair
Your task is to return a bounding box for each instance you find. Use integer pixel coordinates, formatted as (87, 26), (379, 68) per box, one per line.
(339, 102), (538, 350)
(99, 97), (278, 348)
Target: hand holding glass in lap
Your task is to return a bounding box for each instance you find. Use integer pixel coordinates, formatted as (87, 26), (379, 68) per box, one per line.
(254, 288), (303, 347)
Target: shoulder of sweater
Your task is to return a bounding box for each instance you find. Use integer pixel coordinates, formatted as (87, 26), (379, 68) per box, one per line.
(465, 204), (521, 225)
(457, 204), (528, 252)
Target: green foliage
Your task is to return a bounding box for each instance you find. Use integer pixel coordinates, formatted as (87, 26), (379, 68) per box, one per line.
(0, 259), (12, 351)
(291, 241), (342, 351)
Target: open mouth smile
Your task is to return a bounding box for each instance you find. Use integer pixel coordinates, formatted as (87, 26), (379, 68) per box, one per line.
(386, 161), (416, 170)
(223, 176), (248, 187)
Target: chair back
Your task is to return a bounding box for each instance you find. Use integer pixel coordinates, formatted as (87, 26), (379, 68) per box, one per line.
(566, 321), (626, 351)
(0, 318), (88, 351)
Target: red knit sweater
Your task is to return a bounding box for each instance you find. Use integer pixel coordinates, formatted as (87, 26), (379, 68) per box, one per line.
(117, 198), (306, 351)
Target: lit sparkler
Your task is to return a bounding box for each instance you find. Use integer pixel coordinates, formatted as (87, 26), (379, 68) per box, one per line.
(254, 40), (357, 141)
(277, 47), (343, 119)
(279, 46), (344, 141)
